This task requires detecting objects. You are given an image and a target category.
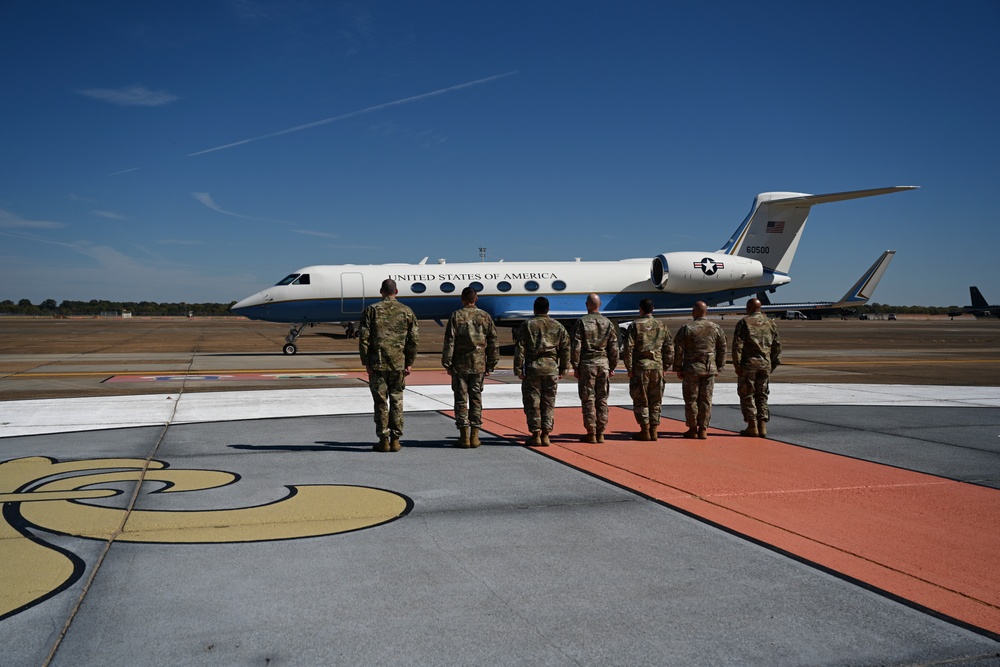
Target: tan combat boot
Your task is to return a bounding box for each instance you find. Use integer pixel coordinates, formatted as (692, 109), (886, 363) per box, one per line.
(595, 430), (605, 443)
(528, 431), (542, 447)
(682, 428), (698, 439)
(740, 420), (759, 437)
(580, 432), (598, 444)
(697, 427), (708, 440)
(456, 427), (471, 448)
(469, 427), (481, 448)
(757, 420), (767, 438)
(632, 427), (650, 441)
(540, 431), (552, 446)
(374, 436), (390, 452)
(389, 436), (402, 452)
(649, 425), (658, 441)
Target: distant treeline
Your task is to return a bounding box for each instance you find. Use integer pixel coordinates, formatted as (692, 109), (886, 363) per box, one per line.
(0, 298), (962, 317)
(0, 299), (238, 317)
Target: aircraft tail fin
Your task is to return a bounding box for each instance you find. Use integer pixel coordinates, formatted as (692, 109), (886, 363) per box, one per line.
(720, 186), (917, 275)
(830, 250), (895, 308)
(970, 286), (989, 309)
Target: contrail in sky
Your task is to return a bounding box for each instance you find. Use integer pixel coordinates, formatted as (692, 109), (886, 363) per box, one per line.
(187, 71), (518, 157)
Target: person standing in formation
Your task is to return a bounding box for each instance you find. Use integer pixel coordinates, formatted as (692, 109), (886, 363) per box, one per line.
(732, 298), (781, 437)
(672, 301), (726, 440)
(358, 279), (419, 452)
(622, 298), (673, 441)
(514, 297), (570, 447)
(442, 286), (499, 448)
(571, 294), (619, 443)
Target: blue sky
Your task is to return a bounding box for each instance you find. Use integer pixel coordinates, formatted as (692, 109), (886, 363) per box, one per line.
(1, 1), (997, 307)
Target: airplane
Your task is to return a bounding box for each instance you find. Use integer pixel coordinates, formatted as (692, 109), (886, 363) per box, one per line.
(231, 185), (917, 354)
(746, 249), (896, 320)
(948, 286), (999, 319)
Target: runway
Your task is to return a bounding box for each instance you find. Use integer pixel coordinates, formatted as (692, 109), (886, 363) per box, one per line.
(2, 318), (999, 665)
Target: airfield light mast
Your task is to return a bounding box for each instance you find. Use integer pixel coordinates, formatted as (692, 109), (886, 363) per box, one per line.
(479, 247), (486, 262)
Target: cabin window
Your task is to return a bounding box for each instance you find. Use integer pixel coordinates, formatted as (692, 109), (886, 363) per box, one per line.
(276, 274), (300, 286)
(441, 282), (456, 293)
(411, 282), (427, 294)
(552, 280), (566, 291)
(294, 274), (310, 285)
(497, 281), (512, 292)
(525, 280), (539, 292)
(469, 281), (484, 293)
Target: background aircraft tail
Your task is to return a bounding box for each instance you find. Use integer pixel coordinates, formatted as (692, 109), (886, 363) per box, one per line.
(829, 250), (895, 307)
(720, 186), (917, 275)
(970, 286), (990, 309)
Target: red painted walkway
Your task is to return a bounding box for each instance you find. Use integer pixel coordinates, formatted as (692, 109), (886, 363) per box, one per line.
(479, 405), (1000, 636)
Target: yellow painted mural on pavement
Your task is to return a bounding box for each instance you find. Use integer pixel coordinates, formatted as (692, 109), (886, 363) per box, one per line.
(0, 456), (411, 620)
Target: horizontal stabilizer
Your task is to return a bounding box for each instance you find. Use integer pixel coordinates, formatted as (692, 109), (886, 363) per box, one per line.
(768, 186), (919, 207)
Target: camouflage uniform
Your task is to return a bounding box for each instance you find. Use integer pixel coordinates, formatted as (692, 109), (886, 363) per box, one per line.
(732, 311), (781, 423)
(571, 312), (620, 435)
(672, 317), (727, 431)
(622, 315), (673, 429)
(442, 304), (499, 429)
(358, 297), (419, 439)
(514, 315), (570, 434)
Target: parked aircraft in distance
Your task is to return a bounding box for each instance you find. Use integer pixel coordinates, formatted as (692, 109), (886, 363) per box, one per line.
(231, 186), (917, 354)
(748, 250), (896, 320)
(949, 286), (999, 319)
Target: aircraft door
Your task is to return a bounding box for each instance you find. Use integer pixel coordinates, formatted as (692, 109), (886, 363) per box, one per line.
(340, 273), (365, 314)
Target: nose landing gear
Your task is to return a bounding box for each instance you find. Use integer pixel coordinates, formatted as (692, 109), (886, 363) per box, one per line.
(283, 322), (311, 355)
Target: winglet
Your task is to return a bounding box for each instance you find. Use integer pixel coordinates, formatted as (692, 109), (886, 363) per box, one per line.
(830, 250), (896, 307)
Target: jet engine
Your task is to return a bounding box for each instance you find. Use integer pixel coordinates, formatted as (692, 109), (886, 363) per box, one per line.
(650, 251), (764, 293)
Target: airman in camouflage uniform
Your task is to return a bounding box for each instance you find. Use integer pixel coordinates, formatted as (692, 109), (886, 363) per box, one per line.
(732, 298), (781, 438)
(622, 298), (673, 441)
(514, 296), (570, 447)
(673, 301), (727, 440)
(571, 294), (619, 443)
(359, 279), (419, 452)
(442, 286), (499, 448)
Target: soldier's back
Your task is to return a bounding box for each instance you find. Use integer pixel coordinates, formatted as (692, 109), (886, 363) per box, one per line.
(575, 313), (617, 364)
(519, 316), (568, 376)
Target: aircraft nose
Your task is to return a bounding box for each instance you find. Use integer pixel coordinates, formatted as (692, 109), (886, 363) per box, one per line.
(231, 293), (265, 318)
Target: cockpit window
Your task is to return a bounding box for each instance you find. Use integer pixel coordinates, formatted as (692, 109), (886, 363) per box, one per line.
(275, 273), (310, 286)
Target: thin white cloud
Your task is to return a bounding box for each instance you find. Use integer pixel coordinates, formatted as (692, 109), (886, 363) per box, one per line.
(192, 192), (290, 224)
(108, 167), (140, 176)
(187, 71), (518, 157)
(0, 209), (66, 229)
(0, 234), (258, 302)
(92, 210), (126, 220)
(78, 84), (178, 107)
(294, 229), (339, 239)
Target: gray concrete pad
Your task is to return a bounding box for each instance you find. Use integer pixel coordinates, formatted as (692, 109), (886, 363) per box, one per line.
(3, 406), (1000, 666)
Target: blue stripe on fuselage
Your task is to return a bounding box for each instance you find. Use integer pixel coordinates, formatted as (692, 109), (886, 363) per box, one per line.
(233, 285), (772, 324)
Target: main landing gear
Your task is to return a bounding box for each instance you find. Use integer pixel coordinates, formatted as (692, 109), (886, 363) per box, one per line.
(283, 322), (312, 355)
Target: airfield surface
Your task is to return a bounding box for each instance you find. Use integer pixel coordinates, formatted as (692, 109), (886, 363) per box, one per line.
(1, 316), (999, 665)
(0, 316), (998, 400)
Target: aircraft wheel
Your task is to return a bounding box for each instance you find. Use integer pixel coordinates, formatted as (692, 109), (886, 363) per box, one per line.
(283, 343), (298, 355)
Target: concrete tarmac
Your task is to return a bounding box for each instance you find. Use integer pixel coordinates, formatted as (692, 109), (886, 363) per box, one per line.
(1, 317), (999, 665)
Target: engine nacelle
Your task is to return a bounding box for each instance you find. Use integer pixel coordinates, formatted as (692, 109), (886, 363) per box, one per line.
(650, 252), (764, 293)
